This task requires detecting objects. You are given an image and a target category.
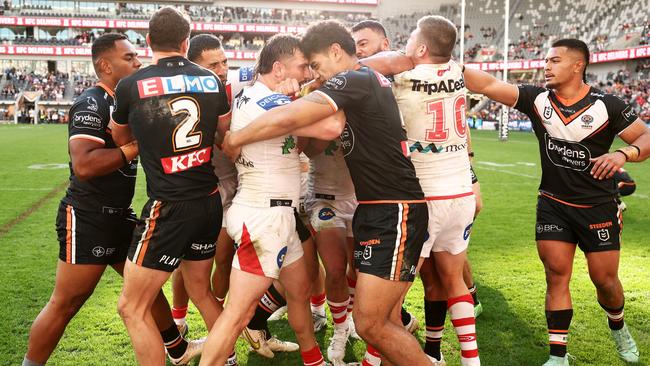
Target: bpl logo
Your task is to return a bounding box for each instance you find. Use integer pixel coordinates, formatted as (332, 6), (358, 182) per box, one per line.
(276, 246), (288, 268)
(318, 207), (336, 221)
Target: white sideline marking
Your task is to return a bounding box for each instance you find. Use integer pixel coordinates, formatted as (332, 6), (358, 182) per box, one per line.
(28, 163), (68, 170)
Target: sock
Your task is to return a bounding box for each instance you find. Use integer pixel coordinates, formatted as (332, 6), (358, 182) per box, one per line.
(362, 344), (382, 366)
(599, 302), (625, 330)
(401, 305), (411, 327)
(328, 297), (350, 329)
(468, 283), (480, 305)
(546, 309), (573, 358)
(248, 283), (287, 338)
(171, 305), (188, 324)
(301, 345), (325, 366)
(311, 292), (326, 316)
(448, 294), (480, 366)
(160, 324), (189, 359)
(22, 357), (45, 366)
(347, 276), (356, 314)
(425, 299), (447, 360)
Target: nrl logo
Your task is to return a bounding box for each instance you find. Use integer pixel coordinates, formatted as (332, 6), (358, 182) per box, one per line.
(597, 228), (610, 242)
(543, 106), (553, 119)
(581, 115), (594, 129)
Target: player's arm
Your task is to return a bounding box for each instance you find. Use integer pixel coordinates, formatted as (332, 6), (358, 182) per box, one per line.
(590, 119), (650, 179)
(69, 138), (137, 181)
(463, 67), (519, 107)
(359, 50), (414, 76)
(108, 120), (135, 146)
(215, 112), (231, 144)
(291, 109), (346, 139)
(223, 92), (343, 159)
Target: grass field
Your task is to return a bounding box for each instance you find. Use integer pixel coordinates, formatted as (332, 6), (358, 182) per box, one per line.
(0, 124), (648, 365)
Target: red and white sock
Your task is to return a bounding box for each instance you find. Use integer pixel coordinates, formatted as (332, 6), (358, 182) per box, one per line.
(362, 344), (382, 366)
(448, 294), (480, 366)
(327, 297), (350, 329)
(301, 345), (325, 366)
(347, 276), (356, 314)
(171, 305), (188, 325)
(311, 292), (326, 317)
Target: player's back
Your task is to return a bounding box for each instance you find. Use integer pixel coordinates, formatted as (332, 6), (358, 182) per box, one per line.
(393, 61), (472, 198)
(231, 81), (301, 208)
(112, 56), (229, 201)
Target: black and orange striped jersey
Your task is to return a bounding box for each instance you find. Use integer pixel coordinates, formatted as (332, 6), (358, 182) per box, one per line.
(112, 56), (230, 201)
(313, 66), (424, 202)
(63, 83), (137, 211)
(514, 84), (638, 205)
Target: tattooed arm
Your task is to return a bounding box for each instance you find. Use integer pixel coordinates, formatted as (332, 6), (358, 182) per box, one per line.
(222, 91), (344, 159)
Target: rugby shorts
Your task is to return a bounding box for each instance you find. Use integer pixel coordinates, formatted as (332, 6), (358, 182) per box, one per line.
(535, 193), (622, 252)
(56, 201), (135, 265)
(353, 201), (427, 282)
(306, 194), (356, 237)
(420, 195), (475, 257)
(227, 203), (304, 279)
(218, 177), (237, 228)
(128, 191), (222, 272)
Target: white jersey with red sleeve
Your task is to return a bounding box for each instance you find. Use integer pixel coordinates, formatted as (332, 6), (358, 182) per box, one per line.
(392, 61), (472, 199)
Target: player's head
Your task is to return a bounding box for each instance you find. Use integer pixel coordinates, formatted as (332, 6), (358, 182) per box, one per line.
(405, 15), (456, 62)
(544, 38), (590, 88)
(301, 20), (357, 81)
(351, 20), (390, 58)
(91, 33), (141, 82)
(256, 34), (311, 84)
(146, 6), (191, 56)
(188, 34), (229, 84)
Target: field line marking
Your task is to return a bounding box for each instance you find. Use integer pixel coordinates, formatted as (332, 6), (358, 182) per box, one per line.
(477, 166), (539, 179)
(0, 180), (69, 237)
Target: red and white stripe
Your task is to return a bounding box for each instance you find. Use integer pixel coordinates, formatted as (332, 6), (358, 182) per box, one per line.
(327, 298), (349, 328)
(362, 344), (381, 366)
(449, 294), (480, 366)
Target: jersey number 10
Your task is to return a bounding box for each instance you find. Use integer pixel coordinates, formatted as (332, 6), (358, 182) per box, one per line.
(425, 96), (466, 143)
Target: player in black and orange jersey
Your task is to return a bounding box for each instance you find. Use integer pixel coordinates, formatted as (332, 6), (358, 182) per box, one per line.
(109, 7), (231, 365)
(221, 20), (431, 366)
(463, 38), (650, 365)
(22, 34), (194, 366)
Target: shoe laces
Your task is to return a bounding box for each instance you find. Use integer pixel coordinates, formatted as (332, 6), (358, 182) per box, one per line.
(330, 327), (349, 352)
(612, 328), (634, 351)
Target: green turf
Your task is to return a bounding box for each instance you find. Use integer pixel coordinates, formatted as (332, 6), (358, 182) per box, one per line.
(1, 125), (648, 365)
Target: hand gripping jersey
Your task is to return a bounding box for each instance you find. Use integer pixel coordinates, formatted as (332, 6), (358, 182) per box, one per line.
(111, 56), (230, 201)
(307, 139), (356, 200)
(392, 62), (472, 198)
(64, 83), (137, 211)
(213, 66), (255, 181)
(314, 66), (424, 202)
(514, 84), (638, 205)
(231, 81), (301, 207)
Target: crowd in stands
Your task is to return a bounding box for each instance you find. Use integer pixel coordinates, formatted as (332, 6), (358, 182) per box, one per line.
(73, 72), (96, 98)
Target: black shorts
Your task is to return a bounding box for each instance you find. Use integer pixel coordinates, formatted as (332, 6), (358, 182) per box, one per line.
(294, 209), (312, 243)
(352, 202), (428, 282)
(536, 194), (621, 252)
(56, 201), (135, 265)
(128, 192), (222, 272)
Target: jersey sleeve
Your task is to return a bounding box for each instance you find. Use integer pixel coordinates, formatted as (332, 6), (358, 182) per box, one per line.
(111, 78), (131, 125)
(604, 94), (638, 134)
(314, 70), (368, 112)
(68, 93), (109, 145)
(514, 84), (546, 115)
(216, 78), (230, 117)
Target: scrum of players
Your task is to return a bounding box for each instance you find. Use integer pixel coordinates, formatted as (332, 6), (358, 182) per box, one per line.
(22, 5), (650, 366)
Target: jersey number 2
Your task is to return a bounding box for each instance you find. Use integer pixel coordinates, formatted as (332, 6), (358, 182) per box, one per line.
(425, 96), (466, 143)
(170, 97), (202, 151)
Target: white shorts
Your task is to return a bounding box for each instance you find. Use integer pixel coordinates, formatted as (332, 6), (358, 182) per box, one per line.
(420, 195), (475, 257)
(219, 177), (237, 228)
(306, 197), (356, 237)
(227, 203), (303, 279)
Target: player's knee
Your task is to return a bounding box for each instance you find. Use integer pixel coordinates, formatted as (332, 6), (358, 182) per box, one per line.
(353, 314), (381, 343)
(50, 291), (92, 319)
(590, 272), (619, 293)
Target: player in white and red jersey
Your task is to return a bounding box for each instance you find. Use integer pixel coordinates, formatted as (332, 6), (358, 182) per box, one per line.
(302, 135), (358, 364)
(365, 16), (480, 366)
(198, 34), (345, 366)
